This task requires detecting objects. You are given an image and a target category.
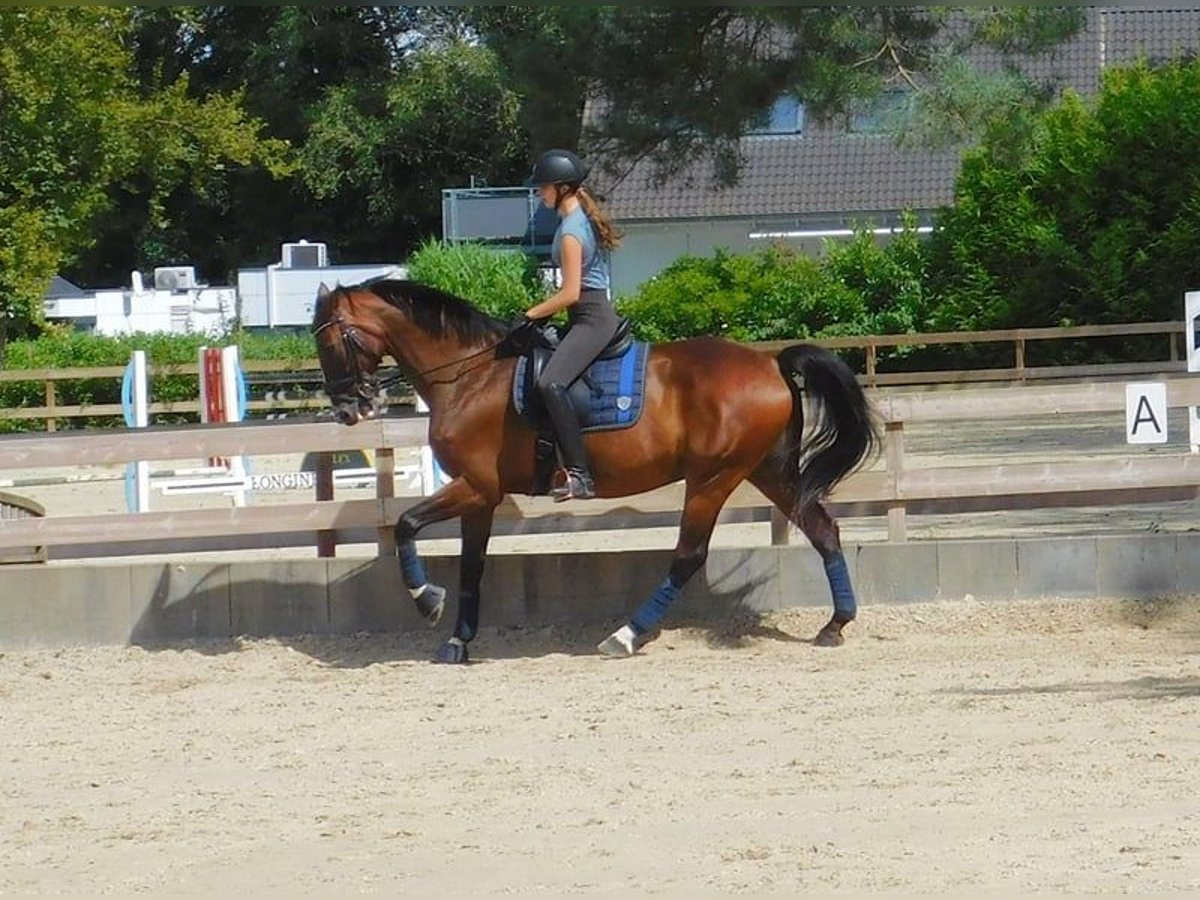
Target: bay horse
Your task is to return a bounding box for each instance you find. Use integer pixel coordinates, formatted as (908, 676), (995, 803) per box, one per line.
(312, 279), (878, 664)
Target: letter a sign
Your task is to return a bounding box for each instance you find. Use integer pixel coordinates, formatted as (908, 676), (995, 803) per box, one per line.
(1126, 383), (1168, 444)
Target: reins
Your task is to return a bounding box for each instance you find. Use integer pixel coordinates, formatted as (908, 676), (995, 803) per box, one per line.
(313, 315), (507, 395)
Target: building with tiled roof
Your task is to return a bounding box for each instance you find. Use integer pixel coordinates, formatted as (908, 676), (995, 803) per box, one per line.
(598, 6), (1200, 295)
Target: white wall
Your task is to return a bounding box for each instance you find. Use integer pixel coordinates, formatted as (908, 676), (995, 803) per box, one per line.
(44, 288), (237, 336)
(237, 263), (406, 328)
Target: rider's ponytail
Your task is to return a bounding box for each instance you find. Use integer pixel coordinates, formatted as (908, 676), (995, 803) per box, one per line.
(576, 187), (622, 252)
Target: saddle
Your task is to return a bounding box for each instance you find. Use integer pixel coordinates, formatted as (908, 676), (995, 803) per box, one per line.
(520, 318), (634, 418)
(509, 318), (646, 495)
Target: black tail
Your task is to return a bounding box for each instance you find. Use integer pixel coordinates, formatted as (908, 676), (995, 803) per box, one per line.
(776, 344), (879, 516)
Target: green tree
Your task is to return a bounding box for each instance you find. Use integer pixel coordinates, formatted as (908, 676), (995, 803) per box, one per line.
(929, 58), (1200, 333)
(300, 39), (527, 251)
(0, 7), (289, 363)
(77, 6), (526, 283)
(470, 7), (1083, 184)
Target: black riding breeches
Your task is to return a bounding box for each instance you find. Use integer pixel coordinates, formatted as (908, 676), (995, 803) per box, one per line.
(536, 290), (621, 391)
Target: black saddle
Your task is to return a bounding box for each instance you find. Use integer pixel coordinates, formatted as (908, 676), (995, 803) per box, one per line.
(520, 317), (634, 420)
(513, 318), (634, 495)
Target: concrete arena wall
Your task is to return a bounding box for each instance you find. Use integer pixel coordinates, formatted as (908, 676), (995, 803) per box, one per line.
(2, 534), (1197, 649)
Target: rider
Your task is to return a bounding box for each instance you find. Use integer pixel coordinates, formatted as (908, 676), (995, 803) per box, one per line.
(521, 148), (622, 501)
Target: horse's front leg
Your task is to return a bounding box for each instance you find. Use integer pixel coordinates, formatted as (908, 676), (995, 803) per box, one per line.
(432, 506), (495, 665)
(393, 478), (490, 648)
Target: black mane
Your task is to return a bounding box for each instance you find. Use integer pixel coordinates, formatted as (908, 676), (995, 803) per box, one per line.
(358, 279), (508, 344)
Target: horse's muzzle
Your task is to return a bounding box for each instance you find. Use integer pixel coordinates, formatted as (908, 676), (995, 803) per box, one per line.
(333, 398), (378, 426)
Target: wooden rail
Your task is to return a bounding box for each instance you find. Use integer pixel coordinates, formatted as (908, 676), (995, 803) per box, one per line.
(0, 320), (1186, 429)
(0, 376), (1197, 558)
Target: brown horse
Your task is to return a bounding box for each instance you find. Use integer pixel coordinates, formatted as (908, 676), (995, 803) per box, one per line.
(313, 279), (878, 663)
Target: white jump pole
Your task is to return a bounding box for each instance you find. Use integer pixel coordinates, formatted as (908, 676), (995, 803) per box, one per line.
(131, 350), (150, 512)
(221, 344), (248, 507)
(1186, 291), (1200, 454)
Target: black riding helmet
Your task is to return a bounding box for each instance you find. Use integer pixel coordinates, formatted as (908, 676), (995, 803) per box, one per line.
(526, 149), (590, 187)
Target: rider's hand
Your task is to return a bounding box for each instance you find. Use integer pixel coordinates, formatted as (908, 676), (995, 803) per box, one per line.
(499, 315), (546, 356)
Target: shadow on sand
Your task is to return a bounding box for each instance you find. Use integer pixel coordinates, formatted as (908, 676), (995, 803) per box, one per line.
(127, 549), (826, 667)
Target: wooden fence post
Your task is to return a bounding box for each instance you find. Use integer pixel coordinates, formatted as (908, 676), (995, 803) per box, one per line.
(315, 451), (335, 558)
(44, 380), (57, 432)
(885, 420), (907, 543)
(375, 447), (396, 555)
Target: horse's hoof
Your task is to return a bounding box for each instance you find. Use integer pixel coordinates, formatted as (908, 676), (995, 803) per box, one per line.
(413, 584), (446, 627)
(433, 639), (469, 665)
(597, 630), (635, 658)
(813, 626), (846, 648)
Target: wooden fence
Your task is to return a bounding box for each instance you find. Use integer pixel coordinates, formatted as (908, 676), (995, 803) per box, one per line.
(0, 320), (1186, 431)
(1, 375), (1197, 561)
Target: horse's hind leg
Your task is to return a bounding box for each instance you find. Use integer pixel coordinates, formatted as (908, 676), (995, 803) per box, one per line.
(749, 458), (856, 647)
(598, 474), (739, 657)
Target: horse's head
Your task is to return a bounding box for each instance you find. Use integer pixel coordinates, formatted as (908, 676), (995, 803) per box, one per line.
(312, 283), (386, 426)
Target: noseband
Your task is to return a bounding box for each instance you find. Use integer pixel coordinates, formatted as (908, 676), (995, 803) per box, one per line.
(312, 315), (380, 404)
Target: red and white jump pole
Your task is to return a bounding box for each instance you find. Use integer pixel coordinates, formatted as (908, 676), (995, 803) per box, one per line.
(198, 345), (247, 506)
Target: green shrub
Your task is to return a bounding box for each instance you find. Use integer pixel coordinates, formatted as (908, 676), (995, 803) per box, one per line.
(406, 239), (547, 320)
(0, 326), (321, 432)
(617, 244), (874, 343)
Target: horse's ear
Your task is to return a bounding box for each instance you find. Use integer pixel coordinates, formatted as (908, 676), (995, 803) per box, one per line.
(317, 282), (331, 301)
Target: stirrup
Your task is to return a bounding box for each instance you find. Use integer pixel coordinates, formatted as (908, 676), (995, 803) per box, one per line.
(551, 468), (595, 502)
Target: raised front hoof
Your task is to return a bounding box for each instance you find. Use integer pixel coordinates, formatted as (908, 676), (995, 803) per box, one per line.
(412, 584), (446, 627)
(597, 630), (636, 658)
(433, 639), (469, 665)
(813, 619), (850, 648)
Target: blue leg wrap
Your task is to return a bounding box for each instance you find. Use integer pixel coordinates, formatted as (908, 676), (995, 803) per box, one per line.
(824, 551), (856, 621)
(397, 541), (427, 590)
(631, 575), (684, 635)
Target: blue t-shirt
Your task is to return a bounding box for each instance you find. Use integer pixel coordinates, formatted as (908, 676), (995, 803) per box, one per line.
(552, 206), (610, 292)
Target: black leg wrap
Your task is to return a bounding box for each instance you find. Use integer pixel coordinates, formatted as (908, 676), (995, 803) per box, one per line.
(434, 639), (469, 665)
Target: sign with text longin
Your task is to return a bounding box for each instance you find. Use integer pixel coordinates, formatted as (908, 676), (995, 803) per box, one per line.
(1126, 382), (1168, 444)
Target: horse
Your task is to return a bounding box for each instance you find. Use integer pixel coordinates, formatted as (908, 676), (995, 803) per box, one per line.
(312, 279), (879, 664)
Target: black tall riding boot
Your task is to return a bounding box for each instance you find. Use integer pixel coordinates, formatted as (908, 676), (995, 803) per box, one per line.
(540, 382), (596, 501)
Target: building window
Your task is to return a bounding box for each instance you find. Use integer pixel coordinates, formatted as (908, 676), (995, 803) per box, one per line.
(748, 94), (805, 135)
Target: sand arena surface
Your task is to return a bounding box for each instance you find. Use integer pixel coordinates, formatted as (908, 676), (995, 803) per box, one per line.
(2, 597), (1198, 893)
(2, 400), (1199, 890)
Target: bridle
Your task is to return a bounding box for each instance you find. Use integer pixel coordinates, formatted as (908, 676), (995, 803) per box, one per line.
(312, 312), (510, 403)
(311, 314), (381, 406)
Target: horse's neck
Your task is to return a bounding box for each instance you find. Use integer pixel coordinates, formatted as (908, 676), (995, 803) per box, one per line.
(401, 338), (505, 411)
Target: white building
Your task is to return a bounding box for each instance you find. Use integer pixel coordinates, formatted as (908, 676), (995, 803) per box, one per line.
(43, 240), (407, 334)
(42, 267), (236, 336)
(236, 240), (406, 329)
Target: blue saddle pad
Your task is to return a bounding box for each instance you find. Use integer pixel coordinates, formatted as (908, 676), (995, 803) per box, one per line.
(513, 341), (650, 432)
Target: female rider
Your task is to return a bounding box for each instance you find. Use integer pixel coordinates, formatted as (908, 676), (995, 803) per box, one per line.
(521, 149), (622, 501)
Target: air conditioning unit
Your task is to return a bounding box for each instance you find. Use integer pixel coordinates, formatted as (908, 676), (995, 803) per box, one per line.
(281, 240), (328, 269)
(153, 266), (198, 292)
